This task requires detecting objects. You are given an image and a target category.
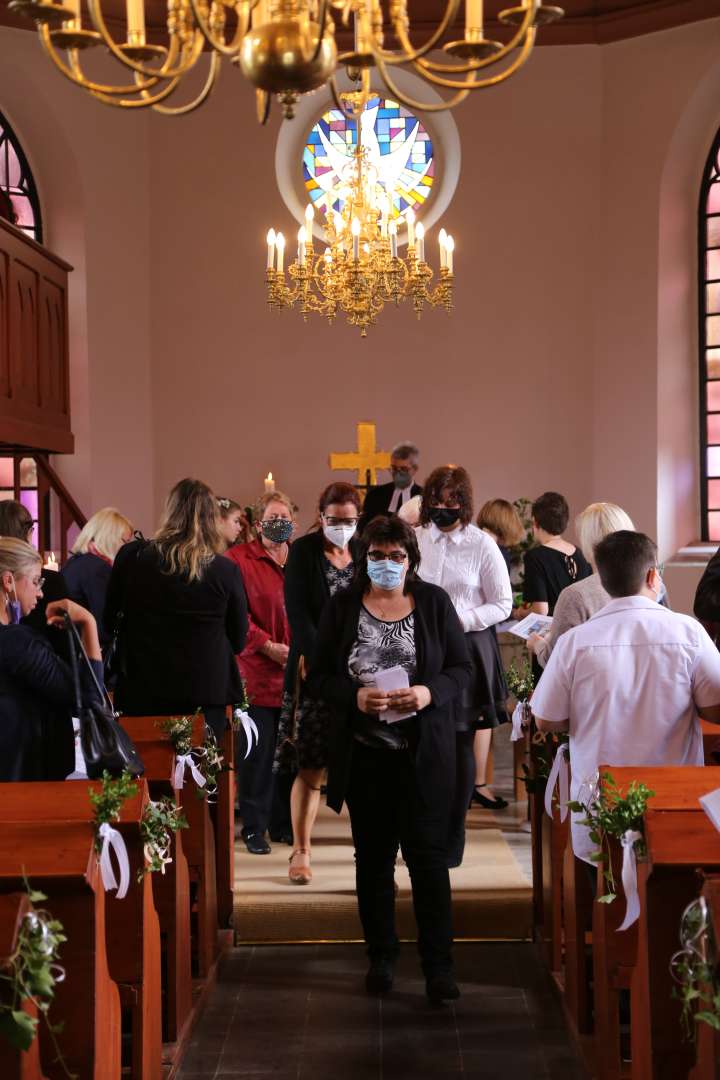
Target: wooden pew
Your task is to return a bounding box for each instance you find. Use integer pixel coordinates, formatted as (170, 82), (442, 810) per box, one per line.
(214, 711), (235, 929)
(0, 892), (46, 1080)
(529, 731), (568, 972)
(690, 873), (720, 1080)
(0, 820), (121, 1079)
(0, 782), (162, 1080)
(562, 835), (595, 1037)
(119, 717), (195, 1045)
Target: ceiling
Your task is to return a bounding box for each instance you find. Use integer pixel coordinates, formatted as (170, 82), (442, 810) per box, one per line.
(1, 0), (717, 47)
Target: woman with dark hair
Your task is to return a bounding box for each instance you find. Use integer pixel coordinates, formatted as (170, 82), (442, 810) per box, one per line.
(416, 466), (513, 861)
(309, 515), (471, 1002)
(274, 481), (361, 881)
(105, 478), (248, 739)
(217, 496), (249, 548)
(517, 491), (592, 621)
(0, 499), (68, 639)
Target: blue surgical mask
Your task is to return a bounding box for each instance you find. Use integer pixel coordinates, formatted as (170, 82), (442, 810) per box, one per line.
(367, 558), (405, 591)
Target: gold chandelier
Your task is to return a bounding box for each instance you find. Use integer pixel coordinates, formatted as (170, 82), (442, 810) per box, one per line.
(10, 0), (563, 119)
(265, 92), (454, 336)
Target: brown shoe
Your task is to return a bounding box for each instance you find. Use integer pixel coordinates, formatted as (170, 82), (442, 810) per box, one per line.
(288, 848), (312, 885)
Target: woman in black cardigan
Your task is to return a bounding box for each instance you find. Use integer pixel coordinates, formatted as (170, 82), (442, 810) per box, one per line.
(308, 516), (472, 1003)
(105, 478), (247, 740)
(274, 481), (361, 877)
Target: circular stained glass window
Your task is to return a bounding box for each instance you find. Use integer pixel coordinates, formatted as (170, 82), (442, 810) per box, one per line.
(303, 95), (434, 222)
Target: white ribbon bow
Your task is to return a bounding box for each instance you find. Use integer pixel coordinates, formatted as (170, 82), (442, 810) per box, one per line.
(617, 828), (643, 931)
(544, 741), (570, 822)
(511, 701), (526, 743)
(97, 821), (130, 900)
(234, 708), (259, 760)
(173, 752), (207, 790)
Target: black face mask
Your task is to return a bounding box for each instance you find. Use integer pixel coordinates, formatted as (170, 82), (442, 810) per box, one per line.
(429, 507), (461, 528)
(261, 518), (293, 544)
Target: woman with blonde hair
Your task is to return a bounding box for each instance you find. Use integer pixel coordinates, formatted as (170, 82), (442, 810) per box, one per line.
(477, 499), (525, 572)
(105, 478), (248, 738)
(0, 538), (103, 781)
(64, 507), (134, 652)
(527, 501), (635, 668)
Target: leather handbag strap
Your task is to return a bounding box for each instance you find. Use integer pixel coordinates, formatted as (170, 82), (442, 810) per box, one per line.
(63, 613), (114, 713)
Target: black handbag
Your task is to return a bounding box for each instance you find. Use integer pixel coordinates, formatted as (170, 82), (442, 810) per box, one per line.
(64, 613), (144, 779)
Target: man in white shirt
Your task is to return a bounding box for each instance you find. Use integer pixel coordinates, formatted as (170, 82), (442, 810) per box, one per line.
(531, 530), (720, 864)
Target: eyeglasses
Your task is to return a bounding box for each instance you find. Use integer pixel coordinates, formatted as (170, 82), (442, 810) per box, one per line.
(367, 550), (407, 564)
(30, 577), (45, 591)
(324, 516), (358, 527)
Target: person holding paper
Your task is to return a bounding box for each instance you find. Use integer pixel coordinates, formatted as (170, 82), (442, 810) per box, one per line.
(531, 531), (720, 867)
(308, 515), (472, 1005)
(415, 466), (513, 865)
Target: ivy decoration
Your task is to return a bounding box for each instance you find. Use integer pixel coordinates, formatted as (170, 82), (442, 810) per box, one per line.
(231, 680), (251, 731)
(566, 770), (655, 903)
(88, 770), (138, 852)
(506, 657), (534, 703)
(0, 882), (73, 1076)
(138, 799), (187, 882)
(670, 897), (720, 1039)
(157, 714), (195, 758)
(517, 730), (568, 795)
(195, 726), (225, 801)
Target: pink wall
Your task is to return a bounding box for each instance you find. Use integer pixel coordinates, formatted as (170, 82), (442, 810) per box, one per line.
(1, 22), (720, 546)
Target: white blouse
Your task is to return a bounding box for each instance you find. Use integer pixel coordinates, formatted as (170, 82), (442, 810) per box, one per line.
(416, 522), (512, 633)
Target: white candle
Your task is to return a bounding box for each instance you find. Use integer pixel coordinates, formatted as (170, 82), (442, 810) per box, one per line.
(266, 228), (276, 270)
(305, 203), (314, 240)
(416, 221), (425, 263)
(465, 0), (482, 34)
(264, 473), (275, 493)
(389, 220), (398, 258)
(126, 0), (145, 37)
(275, 232), (285, 274)
(298, 225), (306, 265)
(351, 218), (360, 261)
(439, 227), (447, 268)
(446, 235), (455, 274)
(406, 208), (415, 247)
(44, 551), (59, 572)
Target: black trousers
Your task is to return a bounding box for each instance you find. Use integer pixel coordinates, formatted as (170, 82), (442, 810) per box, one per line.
(346, 742), (454, 977)
(237, 705), (291, 837)
(446, 729), (476, 868)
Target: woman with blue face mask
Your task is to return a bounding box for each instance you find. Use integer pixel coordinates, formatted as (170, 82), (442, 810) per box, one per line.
(308, 515), (472, 1004)
(274, 481), (361, 884)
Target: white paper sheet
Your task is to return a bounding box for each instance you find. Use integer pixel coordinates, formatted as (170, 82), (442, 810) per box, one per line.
(374, 665), (416, 723)
(506, 613), (553, 641)
(699, 786), (720, 832)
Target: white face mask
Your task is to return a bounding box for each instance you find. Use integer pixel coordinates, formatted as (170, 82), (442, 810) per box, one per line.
(323, 523), (356, 550)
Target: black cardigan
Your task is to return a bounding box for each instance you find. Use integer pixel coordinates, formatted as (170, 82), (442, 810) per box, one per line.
(283, 530), (359, 685)
(63, 552), (113, 652)
(0, 623), (104, 782)
(307, 579), (472, 815)
(105, 540), (248, 715)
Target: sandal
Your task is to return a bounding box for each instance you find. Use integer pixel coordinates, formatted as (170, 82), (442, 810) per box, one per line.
(288, 848), (312, 885)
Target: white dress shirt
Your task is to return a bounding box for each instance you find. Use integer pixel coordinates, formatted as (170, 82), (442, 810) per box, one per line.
(531, 595), (720, 863)
(416, 523), (512, 632)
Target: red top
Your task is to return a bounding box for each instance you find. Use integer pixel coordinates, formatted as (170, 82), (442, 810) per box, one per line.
(225, 539), (290, 707)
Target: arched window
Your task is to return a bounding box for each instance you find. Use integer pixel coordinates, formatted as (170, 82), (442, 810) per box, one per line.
(0, 110), (41, 244)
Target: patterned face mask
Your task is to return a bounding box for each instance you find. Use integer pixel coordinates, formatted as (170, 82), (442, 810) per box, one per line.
(261, 518), (293, 544)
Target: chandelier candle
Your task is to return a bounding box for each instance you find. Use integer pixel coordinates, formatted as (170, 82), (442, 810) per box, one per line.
(275, 233), (285, 274)
(416, 222), (425, 264)
(266, 230), (276, 270)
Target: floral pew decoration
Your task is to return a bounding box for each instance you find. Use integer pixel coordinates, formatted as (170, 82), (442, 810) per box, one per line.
(158, 715), (229, 801)
(567, 771), (655, 930)
(670, 894), (720, 1040)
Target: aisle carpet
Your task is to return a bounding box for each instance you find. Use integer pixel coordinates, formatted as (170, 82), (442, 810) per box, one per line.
(233, 803), (532, 943)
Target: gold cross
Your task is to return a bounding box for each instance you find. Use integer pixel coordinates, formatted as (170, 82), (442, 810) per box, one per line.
(329, 422), (391, 486)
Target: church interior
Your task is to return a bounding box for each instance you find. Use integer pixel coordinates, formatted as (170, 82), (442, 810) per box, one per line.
(1, 0), (720, 1075)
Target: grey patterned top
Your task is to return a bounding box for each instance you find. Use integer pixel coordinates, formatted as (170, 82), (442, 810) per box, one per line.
(348, 607), (416, 750)
(324, 560), (355, 596)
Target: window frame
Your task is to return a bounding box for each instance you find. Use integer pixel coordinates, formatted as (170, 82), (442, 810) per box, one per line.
(0, 109), (42, 244)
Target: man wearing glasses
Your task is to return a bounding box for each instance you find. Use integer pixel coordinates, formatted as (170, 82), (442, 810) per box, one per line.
(359, 442), (423, 532)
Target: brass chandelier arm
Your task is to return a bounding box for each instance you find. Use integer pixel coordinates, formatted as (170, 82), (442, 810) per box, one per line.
(85, 0), (202, 80)
(390, 0), (537, 75)
(81, 56), (188, 106)
(150, 51), (222, 113)
(39, 24), (166, 95)
(406, 28), (536, 89)
(371, 0), (462, 66)
(186, 0), (251, 58)
(373, 53), (476, 109)
(328, 66), (371, 119)
(309, 0), (331, 64)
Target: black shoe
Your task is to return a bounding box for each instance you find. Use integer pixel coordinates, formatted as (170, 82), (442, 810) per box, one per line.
(243, 832), (271, 855)
(365, 958), (395, 994)
(269, 829), (294, 845)
(469, 784), (508, 811)
(425, 974), (460, 1004)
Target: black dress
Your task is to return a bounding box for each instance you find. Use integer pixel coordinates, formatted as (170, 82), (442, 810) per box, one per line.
(63, 552), (113, 652)
(522, 545), (592, 614)
(105, 541), (248, 734)
(0, 623), (104, 781)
